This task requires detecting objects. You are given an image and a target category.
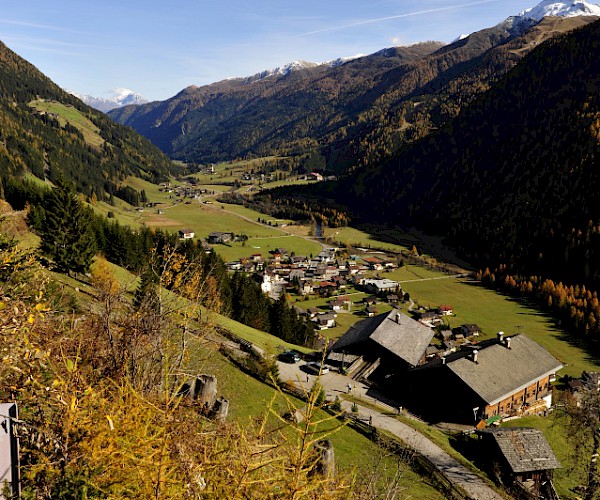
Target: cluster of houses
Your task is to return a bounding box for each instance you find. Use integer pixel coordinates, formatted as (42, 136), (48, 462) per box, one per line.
(326, 311), (565, 496)
(225, 247), (402, 311)
(158, 181), (216, 202)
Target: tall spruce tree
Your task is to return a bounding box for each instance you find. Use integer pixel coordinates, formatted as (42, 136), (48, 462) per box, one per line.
(40, 179), (96, 274)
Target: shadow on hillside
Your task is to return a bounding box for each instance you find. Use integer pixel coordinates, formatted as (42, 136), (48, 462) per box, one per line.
(462, 280), (600, 369)
(349, 224), (474, 270)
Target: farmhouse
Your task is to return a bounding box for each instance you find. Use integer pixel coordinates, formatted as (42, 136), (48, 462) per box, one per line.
(410, 333), (563, 423)
(386, 294), (400, 306)
(328, 309), (435, 377)
(461, 323), (482, 337)
(313, 312), (337, 330)
(178, 229), (195, 239)
(360, 277), (401, 294)
(208, 232), (233, 244)
(363, 257), (385, 271)
(438, 304), (453, 315)
(415, 310), (442, 327)
(365, 305), (378, 317)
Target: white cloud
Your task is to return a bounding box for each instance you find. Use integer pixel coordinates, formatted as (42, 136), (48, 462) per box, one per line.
(299, 0), (501, 36)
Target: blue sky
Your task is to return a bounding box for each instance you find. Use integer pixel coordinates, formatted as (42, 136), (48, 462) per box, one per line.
(1, 0), (542, 101)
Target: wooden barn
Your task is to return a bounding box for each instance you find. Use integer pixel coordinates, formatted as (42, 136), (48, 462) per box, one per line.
(477, 427), (560, 498)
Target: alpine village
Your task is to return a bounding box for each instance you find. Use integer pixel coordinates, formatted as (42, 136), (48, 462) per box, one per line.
(2, 1), (600, 499)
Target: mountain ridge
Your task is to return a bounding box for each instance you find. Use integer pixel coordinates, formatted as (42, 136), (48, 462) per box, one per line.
(108, 13), (598, 172)
(329, 17), (600, 286)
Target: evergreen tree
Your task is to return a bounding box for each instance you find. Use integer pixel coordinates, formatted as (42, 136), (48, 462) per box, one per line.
(134, 265), (159, 311)
(270, 296), (292, 342)
(39, 179), (96, 274)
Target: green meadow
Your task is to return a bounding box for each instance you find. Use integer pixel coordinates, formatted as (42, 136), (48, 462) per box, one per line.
(394, 265), (600, 377)
(324, 226), (411, 253)
(216, 235), (322, 263)
(29, 100), (104, 148)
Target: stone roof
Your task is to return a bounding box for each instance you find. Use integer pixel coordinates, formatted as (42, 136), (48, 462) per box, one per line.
(331, 309), (435, 367)
(482, 428), (561, 473)
(446, 335), (563, 405)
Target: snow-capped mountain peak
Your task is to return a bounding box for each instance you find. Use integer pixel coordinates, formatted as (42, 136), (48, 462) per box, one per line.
(457, 0), (600, 44)
(325, 54), (365, 67)
(518, 0), (600, 21)
(248, 61), (320, 81)
(244, 55), (365, 83)
(69, 88), (148, 113)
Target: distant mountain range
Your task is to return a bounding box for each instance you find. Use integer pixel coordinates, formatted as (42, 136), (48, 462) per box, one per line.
(107, 0), (600, 172)
(69, 88), (148, 113)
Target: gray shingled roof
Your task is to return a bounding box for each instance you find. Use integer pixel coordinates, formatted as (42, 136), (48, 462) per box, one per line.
(447, 335), (563, 405)
(331, 309), (434, 367)
(483, 428), (561, 473)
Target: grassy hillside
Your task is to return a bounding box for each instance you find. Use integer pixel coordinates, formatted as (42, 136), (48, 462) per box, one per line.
(0, 40), (174, 205)
(29, 99), (105, 148)
(0, 213), (444, 498)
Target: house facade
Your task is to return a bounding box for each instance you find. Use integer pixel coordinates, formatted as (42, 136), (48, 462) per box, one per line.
(360, 278), (401, 294)
(178, 229), (195, 239)
(410, 333), (563, 423)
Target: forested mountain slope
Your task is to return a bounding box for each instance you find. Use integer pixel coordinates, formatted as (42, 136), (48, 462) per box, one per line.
(108, 16), (595, 174)
(341, 19), (600, 286)
(0, 41), (173, 203)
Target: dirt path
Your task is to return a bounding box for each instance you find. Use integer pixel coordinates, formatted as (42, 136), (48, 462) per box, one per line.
(278, 361), (506, 500)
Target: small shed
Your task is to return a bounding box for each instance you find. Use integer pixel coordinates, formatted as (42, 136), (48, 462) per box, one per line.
(477, 427), (560, 497)
(461, 324), (482, 337)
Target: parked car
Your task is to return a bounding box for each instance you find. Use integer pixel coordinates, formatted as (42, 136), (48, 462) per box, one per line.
(304, 361), (330, 374)
(279, 351), (301, 363)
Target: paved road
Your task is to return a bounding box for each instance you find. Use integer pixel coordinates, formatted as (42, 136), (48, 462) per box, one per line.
(278, 360), (506, 500)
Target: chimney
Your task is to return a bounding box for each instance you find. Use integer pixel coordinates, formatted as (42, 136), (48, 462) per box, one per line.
(395, 312), (401, 324)
(441, 356), (446, 365)
(497, 331), (504, 343)
(472, 349), (478, 363)
(505, 337), (511, 349)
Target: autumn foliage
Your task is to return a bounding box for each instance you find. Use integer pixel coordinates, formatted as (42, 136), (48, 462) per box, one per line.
(0, 233), (356, 499)
(478, 264), (600, 338)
